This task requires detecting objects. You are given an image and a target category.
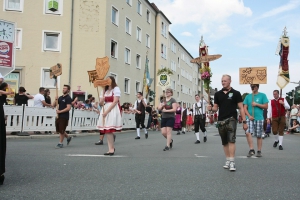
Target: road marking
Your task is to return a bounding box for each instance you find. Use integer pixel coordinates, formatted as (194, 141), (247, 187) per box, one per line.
(66, 154), (127, 158)
(194, 154), (209, 158)
(236, 156), (258, 159)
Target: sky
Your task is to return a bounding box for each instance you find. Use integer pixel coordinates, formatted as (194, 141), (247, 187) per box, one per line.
(151, 0), (300, 99)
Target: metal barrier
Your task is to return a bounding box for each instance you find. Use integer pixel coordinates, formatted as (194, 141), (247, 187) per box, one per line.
(3, 105), (149, 133)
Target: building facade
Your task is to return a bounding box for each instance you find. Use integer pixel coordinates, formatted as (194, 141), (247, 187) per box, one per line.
(0, 0), (199, 107)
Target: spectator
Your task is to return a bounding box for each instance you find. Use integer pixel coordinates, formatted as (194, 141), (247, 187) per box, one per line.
(85, 99), (92, 110)
(44, 89), (51, 107)
(287, 120), (299, 134)
(146, 103), (153, 129)
(33, 87), (52, 134)
(290, 105), (298, 128)
(14, 87), (33, 106)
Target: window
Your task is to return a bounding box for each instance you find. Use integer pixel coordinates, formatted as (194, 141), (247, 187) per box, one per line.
(171, 42), (176, 53)
(161, 43), (167, 59)
(126, 0), (132, 6)
(146, 10), (150, 23)
(41, 68), (60, 88)
(110, 72), (117, 83)
(43, 31), (61, 52)
(44, 0), (63, 15)
(136, 81), (140, 94)
(111, 40), (118, 58)
(171, 81), (176, 90)
(5, 0), (23, 12)
(125, 17), (131, 34)
(136, 54), (141, 69)
(124, 78), (130, 94)
(137, 0), (142, 15)
(171, 61), (176, 72)
(112, 6), (119, 25)
(15, 28), (22, 49)
(161, 21), (167, 37)
(137, 27), (142, 42)
(125, 48), (131, 64)
(146, 34), (150, 48)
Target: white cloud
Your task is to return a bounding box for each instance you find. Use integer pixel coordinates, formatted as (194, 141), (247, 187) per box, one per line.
(259, 0), (300, 19)
(181, 32), (193, 37)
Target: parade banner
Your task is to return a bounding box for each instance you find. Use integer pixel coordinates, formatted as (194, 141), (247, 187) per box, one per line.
(157, 73), (170, 90)
(95, 56), (110, 79)
(239, 67), (267, 84)
(190, 54), (222, 63)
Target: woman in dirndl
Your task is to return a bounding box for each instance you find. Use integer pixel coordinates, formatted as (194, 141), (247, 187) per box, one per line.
(96, 76), (122, 156)
(173, 102), (182, 135)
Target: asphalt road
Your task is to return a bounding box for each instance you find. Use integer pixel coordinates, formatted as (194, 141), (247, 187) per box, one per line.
(1, 125), (300, 200)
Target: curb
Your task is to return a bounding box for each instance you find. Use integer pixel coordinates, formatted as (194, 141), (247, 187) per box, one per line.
(6, 130), (134, 140)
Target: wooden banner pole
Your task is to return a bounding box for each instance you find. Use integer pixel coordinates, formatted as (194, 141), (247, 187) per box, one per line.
(56, 78), (59, 118)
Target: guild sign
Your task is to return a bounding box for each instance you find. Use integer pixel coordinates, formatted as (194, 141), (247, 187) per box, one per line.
(157, 73), (170, 90)
(95, 56), (110, 79)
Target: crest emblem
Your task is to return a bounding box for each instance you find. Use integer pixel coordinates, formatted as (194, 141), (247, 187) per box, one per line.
(228, 93), (233, 98)
(159, 74), (168, 85)
(256, 69), (266, 81)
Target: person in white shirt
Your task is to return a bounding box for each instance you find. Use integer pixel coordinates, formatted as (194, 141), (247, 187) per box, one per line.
(34, 87), (52, 108)
(290, 105), (298, 128)
(193, 94), (209, 144)
(133, 92), (148, 139)
(33, 87), (52, 134)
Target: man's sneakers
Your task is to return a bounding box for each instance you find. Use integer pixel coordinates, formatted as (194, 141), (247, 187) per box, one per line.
(247, 149), (255, 157)
(229, 162), (236, 171)
(273, 141), (279, 148)
(194, 140), (200, 144)
(135, 136), (141, 139)
(204, 136), (207, 142)
(67, 137), (72, 145)
(256, 151), (262, 157)
(163, 146), (170, 151)
(56, 143), (63, 148)
(223, 160), (230, 169)
(279, 145), (283, 150)
(223, 161), (236, 171)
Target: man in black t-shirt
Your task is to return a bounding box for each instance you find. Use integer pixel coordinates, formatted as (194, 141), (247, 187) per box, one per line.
(14, 87), (34, 106)
(53, 85), (72, 148)
(207, 75), (247, 172)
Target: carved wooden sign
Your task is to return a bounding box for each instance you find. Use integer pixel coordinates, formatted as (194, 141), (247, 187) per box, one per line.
(95, 56), (110, 79)
(191, 54), (222, 63)
(87, 70), (99, 83)
(239, 67), (267, 84)
(50, 63), (62, 79)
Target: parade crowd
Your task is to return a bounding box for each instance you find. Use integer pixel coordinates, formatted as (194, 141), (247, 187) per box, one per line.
(0, 74), (299, 186)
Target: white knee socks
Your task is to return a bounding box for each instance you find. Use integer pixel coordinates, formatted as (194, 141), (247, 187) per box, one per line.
(274, 135), (279, 142)
(279, 136), (283, 146)
(195, 132), (200, 141)
(137, 128), (140, 137)
(183, 128), (186, 132)
(203, 131), (207, 137)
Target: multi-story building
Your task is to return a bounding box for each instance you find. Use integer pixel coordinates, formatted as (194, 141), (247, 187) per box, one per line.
(0, 0), (199, 107)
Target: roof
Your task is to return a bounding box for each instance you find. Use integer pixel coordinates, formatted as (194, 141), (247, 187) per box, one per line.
(150, 3), (172, 24)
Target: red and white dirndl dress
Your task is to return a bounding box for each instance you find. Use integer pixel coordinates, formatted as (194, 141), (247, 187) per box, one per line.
(96, 87), (122, 134)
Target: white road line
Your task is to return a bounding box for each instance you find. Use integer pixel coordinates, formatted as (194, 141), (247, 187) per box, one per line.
(66, 154), (127, 158)
(236, 156), (258, 159)
(194, 154), (209, 158)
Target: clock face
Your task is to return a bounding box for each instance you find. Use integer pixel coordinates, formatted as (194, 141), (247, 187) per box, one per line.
(0, 21), (15, 42)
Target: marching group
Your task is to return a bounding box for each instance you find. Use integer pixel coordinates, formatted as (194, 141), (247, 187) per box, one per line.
(0, 73), (297, 185)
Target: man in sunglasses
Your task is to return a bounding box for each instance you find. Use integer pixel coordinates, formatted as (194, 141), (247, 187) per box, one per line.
(243, 84), (269, 157)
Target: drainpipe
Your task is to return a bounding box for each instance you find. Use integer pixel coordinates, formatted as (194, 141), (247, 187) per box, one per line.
(153, 12), (158, 107)
(68, 0), (74, 86)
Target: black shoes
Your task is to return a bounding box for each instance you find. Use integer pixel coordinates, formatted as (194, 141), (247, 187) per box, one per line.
(163, 146), (170, 151)
(204, 136), (207, 142)
(67, 137), (72, 145)
(195, 140), (200, 144)
(145, 133), (148, 139)
(135, 136), (140, 139)
(279, 145), (283, 150)
(170, 139), (173, 149)
(104, 148), (115, 156)
(176, 132), (180, 135)
(95, 140), (103, 145)
(273, 141), (279, 148)
(182, 131), (185, 134)
(0, 174), (4, 185)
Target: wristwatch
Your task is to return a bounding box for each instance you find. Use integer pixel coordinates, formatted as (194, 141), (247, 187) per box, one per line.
(242, 121), (247, 124)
